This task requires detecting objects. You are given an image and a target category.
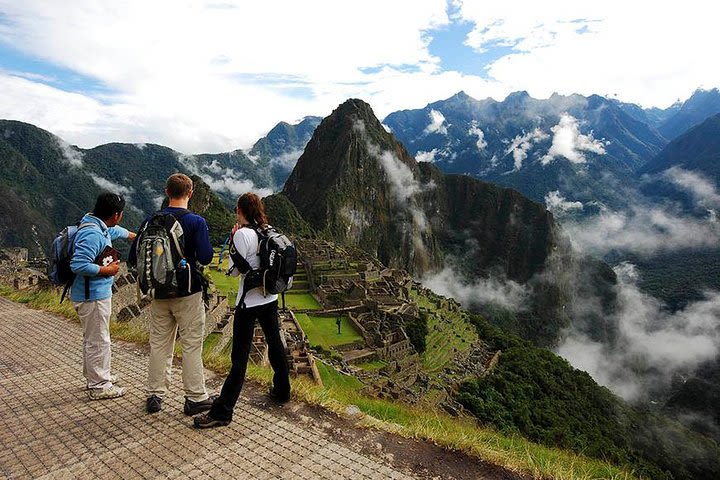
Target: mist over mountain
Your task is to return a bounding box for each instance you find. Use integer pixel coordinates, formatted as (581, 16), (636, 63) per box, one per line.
(0, 120), (137, 255)
(247, 116), (322, 188)
(283, 99), (445, 276)
(546, 112), (720, 443)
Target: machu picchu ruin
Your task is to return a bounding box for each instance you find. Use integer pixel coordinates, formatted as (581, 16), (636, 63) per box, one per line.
(0, 235), (502, 417)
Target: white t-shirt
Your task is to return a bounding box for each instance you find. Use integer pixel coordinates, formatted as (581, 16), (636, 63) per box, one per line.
(229, 227), (278, 308)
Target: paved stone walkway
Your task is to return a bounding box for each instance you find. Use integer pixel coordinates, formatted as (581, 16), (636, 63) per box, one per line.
(0, 297), (415, 479)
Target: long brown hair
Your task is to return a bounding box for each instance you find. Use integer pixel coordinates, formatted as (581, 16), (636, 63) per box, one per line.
(236, 193), (268, 227)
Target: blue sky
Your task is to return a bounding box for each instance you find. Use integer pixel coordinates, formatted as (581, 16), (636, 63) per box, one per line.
(0, 0), (715, 152)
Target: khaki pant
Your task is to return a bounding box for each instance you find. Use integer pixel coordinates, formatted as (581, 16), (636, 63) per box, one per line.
(74, 298), (113, 389)
(147, 292), (208, 402)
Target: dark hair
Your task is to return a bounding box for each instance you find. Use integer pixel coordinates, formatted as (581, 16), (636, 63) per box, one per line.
(166, 173), (193, 199)
(236, 193), (268, 227)
(93, 192), (126, 220)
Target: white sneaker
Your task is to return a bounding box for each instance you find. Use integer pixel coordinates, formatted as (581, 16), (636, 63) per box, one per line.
(88, 385), (125, 400)
(85, 373), (119, 390)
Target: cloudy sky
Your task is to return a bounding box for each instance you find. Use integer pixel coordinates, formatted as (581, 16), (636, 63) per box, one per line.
(0, 0), (716, 153)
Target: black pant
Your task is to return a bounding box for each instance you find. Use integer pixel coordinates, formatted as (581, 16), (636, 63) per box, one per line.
(210, 300), (290, 421)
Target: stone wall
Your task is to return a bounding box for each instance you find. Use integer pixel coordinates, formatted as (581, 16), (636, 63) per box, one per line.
(0, 248), (28, 268)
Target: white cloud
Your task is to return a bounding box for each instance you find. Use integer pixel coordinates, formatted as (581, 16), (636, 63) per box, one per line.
(269, 148), (304, 173)
(54, 136), (84, 168)
(141, 180), (164, 209)
(176, 152), (273, 198)
(202, 175), (273, 199)
(0, 0), (474, 152)
(455, 1), (719, 108)
(661, 167), (720, 209)
(557, 263), (720, 401)
(544, 190), (583, 214)
(378, 150), (423, 204)
(541, 113), (607, 165)
(89, 173), (142, 213)
(422, 266), (531, 311)
(353, 119), (431, 266)
(89, 173), (133, 196)
(0, 0), (717, 153)
(468, 121), (487, 151)
(424, 109), (448, 135)
(415, 149), (439, 163)
(505, 128), (548, 170)
(564, 203), (720, 257)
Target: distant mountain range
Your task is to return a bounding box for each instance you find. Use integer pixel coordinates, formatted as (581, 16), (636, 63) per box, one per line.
(0, 116), (320, 255)
(383, 88), (720, 211)
(641, 112), (720, 184)
(4, 85), (720, 255)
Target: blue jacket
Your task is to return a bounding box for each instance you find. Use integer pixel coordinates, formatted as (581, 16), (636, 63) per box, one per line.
(70, 214), (129, 303)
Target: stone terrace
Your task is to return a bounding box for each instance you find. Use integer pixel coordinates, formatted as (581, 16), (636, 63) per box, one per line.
(0, 297), (421, 479)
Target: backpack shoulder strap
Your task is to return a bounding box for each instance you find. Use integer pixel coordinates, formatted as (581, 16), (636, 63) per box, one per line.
(228, 231), (253, 275)
(71, 222), (101, 251)
(157, 209), (188, 259)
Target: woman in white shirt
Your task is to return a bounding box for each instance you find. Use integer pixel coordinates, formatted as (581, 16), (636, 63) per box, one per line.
(194, 193), (290, 428)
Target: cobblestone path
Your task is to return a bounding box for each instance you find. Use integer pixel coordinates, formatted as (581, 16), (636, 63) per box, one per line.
(0, 297), (415, 479)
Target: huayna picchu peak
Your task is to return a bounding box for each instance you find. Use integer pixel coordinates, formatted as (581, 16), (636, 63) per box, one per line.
(283, 98), (443, 276)
(283, 98), (558, 281)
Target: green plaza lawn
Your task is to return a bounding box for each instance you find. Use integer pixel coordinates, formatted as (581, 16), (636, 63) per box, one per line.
(294, 313), (363, 349)
(282, 292), (322, 310)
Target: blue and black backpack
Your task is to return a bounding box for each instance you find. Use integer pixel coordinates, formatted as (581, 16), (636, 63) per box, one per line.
(48, 222), (97, 303)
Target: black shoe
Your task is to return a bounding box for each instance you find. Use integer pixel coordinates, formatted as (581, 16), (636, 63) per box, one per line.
(146, 395), (162, 414)
(193, 412), (230, 429)
(184, 394), (218, 416)
(268, 387), (290, 404)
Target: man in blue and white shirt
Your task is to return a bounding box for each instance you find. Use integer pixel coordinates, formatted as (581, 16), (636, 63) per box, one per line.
(71, 192), (136, 400)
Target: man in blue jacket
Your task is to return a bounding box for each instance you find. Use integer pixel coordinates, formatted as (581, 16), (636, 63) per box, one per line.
(129, 173), (215, 415)
(71, 193), (136, 400)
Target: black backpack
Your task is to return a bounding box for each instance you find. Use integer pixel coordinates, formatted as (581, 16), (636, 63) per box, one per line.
(133, 210), (192, 298)
(229, 225), (297, 308)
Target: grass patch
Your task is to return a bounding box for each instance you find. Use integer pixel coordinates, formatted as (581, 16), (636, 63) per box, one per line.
(357, 360), (386, 371)
(316, 361), (363, 393)
(291, 360), (638, 480)
(295, 313), (363, 348)
(207, 265), (239, 303)
(203, 332), (222, 352)
(282, 292), (322, 310)
(413, 289), (477, 372)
